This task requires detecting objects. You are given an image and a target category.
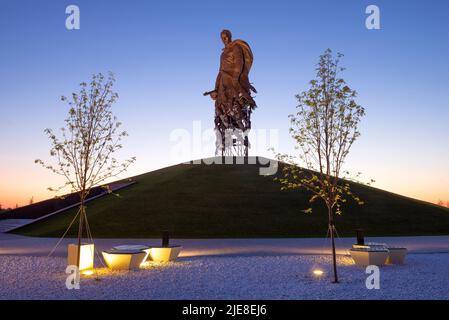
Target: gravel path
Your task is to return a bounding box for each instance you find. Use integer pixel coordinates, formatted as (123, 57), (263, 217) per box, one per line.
(2, 236), (449, 256)
(1, 253), (448, 300)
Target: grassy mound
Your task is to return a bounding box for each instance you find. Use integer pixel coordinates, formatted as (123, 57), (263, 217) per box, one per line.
(13, 157), (449, 238)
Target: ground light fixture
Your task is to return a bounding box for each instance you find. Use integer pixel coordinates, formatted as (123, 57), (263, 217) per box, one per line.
(313, 269), (324, 277)
(81, 270), (94, 276)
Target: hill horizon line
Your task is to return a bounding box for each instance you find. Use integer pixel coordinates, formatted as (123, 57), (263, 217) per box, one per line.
(5, 156), (444, 213)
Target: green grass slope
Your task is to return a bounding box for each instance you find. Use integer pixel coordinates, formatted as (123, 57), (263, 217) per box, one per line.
(13, 158), (449, 238)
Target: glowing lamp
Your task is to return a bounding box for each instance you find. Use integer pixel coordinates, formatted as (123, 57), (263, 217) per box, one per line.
(313, 269), (324, 277)
(81, 270), (94, 276)
(68, 243), (94, 271)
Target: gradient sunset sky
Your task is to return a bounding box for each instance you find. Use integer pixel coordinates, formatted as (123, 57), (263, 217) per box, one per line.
(1, 0), (448, 208)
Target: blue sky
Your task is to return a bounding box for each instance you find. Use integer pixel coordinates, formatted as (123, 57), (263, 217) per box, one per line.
(1, 0), (448, 207)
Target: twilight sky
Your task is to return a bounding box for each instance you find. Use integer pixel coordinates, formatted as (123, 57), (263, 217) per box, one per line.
(1, 0), (448, 208)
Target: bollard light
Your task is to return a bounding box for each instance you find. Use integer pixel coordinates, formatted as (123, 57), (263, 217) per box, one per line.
(68, 243), (94, 271)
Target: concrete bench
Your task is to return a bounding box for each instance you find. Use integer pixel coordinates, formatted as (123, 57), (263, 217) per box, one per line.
(148, 245), (182, 263)
(386, 247), (407, 264)
(349, 248), (389, 266)
(102, 246), (150, 270)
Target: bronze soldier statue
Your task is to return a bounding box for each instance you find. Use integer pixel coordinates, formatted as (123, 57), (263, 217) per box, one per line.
(204, 30), (257, 156)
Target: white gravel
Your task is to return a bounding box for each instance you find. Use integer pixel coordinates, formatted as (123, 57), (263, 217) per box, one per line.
(1, 253), (448, 300)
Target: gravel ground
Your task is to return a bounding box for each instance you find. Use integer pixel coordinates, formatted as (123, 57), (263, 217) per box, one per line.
(1, 253), (448, 300)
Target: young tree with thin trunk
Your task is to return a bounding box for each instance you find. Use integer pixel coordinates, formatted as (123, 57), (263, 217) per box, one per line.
(275, 49), (369, 283)
(36, 72), (135, 268)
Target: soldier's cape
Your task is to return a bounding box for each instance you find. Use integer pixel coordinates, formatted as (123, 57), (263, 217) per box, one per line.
(233, 39), (257, 95)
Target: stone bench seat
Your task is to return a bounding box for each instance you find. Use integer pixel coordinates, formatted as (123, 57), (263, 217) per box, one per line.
(102, 248), (149, 270)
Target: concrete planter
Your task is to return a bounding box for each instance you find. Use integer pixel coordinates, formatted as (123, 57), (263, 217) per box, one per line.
(350, 248), (389, 266)
(386, 248), (407, 264)
(148, 245), (182, 263)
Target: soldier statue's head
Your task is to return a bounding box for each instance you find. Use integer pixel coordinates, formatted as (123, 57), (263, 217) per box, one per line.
(220, 29), (232, 46)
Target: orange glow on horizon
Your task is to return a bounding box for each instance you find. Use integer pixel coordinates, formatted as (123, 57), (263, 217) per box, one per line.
(1, 180), (448, 210)
(1, 164), (448, 210)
